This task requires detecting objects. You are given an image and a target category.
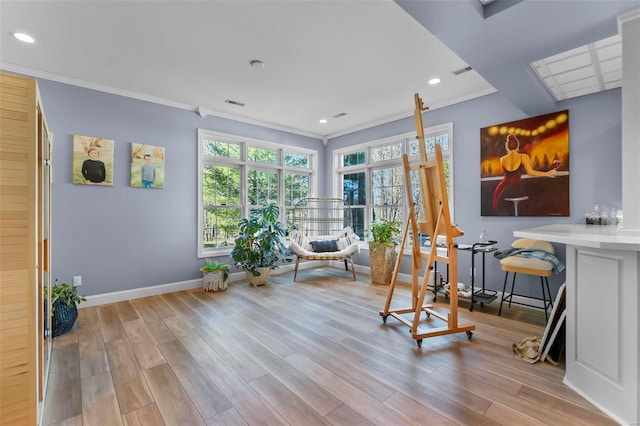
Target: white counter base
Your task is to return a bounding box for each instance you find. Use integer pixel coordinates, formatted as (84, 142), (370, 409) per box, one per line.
(514, 225), (639, 425)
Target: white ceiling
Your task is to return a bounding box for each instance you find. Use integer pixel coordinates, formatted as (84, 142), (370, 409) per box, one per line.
(0, 0), (497, 139)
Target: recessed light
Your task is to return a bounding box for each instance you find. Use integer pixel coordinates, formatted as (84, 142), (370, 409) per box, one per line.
(428, 78), (441, 85)
(249, 59), (264, 68)
(319, 119), (327, 124)
(14, 32), (35, 44)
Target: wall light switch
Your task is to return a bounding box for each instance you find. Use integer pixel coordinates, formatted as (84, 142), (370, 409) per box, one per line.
(73, 276), (81, 286)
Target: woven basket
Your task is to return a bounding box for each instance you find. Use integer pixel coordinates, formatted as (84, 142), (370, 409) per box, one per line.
(247, 267), (271, 287)
(52, 298), (78, 337)
(369, 243), (396, 285)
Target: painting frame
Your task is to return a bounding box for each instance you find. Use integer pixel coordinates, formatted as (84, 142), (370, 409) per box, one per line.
(72, 135), (114, 186)
(130, 143), (165, 189)
(480, 110), (570, 217)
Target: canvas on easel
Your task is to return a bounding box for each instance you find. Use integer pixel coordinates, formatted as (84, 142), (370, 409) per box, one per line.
(379, 93), (475, 347)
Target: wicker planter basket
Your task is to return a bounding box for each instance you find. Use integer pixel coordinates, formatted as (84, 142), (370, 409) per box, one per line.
(247, 267), (271, 287)
(52, 297), (78, 337)
(203, 271), (227, 292)
(369, 243), (396, 285)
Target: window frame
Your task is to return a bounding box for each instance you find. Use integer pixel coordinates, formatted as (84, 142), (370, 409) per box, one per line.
(334, 122), (454, 246)
(198, 129), (316, 258)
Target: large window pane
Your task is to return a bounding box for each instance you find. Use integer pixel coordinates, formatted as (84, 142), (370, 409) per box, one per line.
(343, 172), (366, 206)
(248, 146), (278, 164)
(203, 207), (241, 249)
(202, 165), (240, 205)
(370, 143), (401, 162)
(343, 151), (366, 167)
(284, 172), (309, 207)
(285, 152), (310, 168)
(409, 134), (449, 156)
(248, 169), (278, 206)
(351, 207), (366, 239)
(371, 167), (403, 206)
(203, 139), (240, 159)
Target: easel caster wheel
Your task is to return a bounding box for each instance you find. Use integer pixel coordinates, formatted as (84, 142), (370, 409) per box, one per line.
(466, 331), (473, 339)
(416, 339), (423, 348)
(382, 314), (389, 324)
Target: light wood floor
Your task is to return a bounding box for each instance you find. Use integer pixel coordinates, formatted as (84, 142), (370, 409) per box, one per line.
(42, 267), (615, 426)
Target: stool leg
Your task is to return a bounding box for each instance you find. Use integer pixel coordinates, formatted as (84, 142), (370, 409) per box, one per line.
(544, 277), (553, 315)
(508, 273), (517, 308)
(540, 277), (549, 323)
(499, 271), (509, 316)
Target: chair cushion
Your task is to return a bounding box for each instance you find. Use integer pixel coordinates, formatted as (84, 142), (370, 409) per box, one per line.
(311, 239), (339, 253)
(511, 238), (554, 253)
(500, 255), (553, 271)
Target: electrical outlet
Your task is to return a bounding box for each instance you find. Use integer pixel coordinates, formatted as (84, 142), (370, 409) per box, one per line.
(470, 268), (476, 277)
(73, 276), (82, 286)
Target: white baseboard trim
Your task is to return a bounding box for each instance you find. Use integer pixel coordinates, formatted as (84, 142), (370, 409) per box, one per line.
(80, 259), (323, 308)
(80, 279), (203, 308)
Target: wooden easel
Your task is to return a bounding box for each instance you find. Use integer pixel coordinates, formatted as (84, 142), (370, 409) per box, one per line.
(379, 93), (475, 347)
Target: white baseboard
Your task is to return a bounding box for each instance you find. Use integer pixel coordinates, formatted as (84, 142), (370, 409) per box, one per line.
(80, 260), (321, 308)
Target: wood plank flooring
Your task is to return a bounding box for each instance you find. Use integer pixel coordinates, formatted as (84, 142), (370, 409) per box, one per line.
(42, 268), (616, 425)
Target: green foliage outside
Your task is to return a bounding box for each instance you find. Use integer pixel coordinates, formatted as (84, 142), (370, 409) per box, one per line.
(201, 145), (310, 249)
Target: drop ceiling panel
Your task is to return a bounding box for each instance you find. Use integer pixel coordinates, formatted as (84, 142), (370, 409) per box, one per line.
(531, 34), (621, 102)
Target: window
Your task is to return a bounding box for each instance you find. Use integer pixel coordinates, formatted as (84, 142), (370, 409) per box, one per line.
(335, 123), (453, 246)
(198, 129), (315, 257)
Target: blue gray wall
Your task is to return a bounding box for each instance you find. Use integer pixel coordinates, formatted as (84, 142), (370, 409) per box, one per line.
(38, 79), (323, 296)
(38, 77), (621, 300)
(330, 89), (622, 299)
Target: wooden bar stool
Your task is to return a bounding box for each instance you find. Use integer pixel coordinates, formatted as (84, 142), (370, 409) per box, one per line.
(498, 238), (554, 322)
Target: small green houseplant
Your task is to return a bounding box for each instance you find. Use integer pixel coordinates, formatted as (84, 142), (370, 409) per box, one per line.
(45, 281), (86, 337)
(368, 219), (401, 248)
(200, 259), (230, 291)
(230, 203), (292, 286)
(367, 219), (401, 285)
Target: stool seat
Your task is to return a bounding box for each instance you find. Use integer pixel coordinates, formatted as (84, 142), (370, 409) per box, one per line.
(500, 256), (553, 276)
(499, 238), (555, 321)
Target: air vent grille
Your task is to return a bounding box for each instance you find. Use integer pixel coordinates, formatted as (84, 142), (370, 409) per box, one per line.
(224, 99), (245, 106)
(453, 66), (473, 76)
(332, 112), (348, 118)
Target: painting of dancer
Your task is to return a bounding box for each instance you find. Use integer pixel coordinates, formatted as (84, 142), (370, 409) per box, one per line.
(480, 110), (569, 216)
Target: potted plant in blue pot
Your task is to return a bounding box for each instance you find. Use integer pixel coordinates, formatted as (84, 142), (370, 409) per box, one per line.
(46, 281), (86, 337)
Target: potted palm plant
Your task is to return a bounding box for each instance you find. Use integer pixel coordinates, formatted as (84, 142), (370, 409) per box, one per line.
(230, 202), (292, 286)
(200, 259), (230, 291)
(45, 281), (87, 337)
(368, 218), (401, 284)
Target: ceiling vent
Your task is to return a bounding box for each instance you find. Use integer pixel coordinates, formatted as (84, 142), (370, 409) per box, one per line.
(453, 66), (473, 76)
(224, 99), (245, 107)
(332, 112), (348, 118)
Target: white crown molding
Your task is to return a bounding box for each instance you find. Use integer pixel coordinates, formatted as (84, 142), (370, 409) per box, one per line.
(0, 62), (324, 140)
(326, 86), (497, 140)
